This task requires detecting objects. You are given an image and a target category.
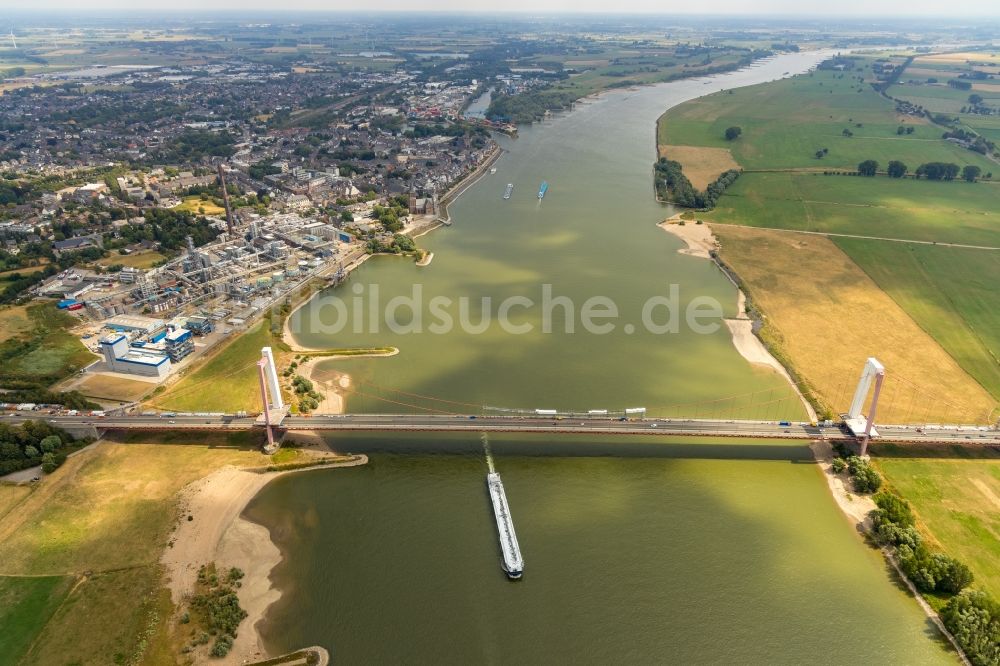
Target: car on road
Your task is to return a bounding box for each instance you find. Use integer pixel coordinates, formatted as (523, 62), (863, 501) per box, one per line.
(779, 420), (792, 427)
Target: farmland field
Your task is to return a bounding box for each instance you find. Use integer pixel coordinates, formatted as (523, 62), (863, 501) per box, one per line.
(713, 224), (997, 424)
(701, 173), (1000, 246)
(658, 63), (996, 172)
(834, 240), (1000, 401)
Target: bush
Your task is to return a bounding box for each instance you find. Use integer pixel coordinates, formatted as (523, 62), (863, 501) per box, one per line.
(846, 456), (882, 493)
(831, 458), (846, 474)
(725, 126), (742, 140)
(898, 547), (974, 595)
(940, 590), (1000, 666)
(40, 452), (57, 474)
(210, 634), (234, 657)
(873, 491), (915, 527)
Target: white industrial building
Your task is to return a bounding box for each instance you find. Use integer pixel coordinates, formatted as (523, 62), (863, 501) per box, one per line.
(99, 334), (171, 378)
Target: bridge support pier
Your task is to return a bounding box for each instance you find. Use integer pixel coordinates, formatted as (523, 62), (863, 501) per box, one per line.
(256, 359), (277, 454)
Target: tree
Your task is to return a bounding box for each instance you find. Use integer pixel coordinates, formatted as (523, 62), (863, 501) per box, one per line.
(724, 126), (742, 141)
(39, 435), (62, 453)
(40, 452), (57, 474)
(915, 162), (961, 181)
(858, 160), (879, 177)
(886, 160), (908, 178)
(968, 94), (984, 106)
(962, 165), (982, 183)
(940, 590), (1000, 666)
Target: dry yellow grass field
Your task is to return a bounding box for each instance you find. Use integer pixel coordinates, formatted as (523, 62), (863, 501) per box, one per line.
(0, 434), (272, 664)
(714, 225), (998, 424)
(0, 306), (33, 344)
(76, 374), (156, 402)
(657, 144), (740, 190)
(917, 52), (1000, 63)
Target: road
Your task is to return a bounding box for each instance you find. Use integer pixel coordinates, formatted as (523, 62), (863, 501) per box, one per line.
(4, 412), (999, 445)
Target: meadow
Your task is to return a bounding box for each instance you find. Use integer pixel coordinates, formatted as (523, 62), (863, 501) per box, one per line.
(0, 433), (277, 665)
(658, 63), (996, 173)
(0, 304), (97, 389)
(834, 240), (1000, 401)
(872, 444), (1000, 598)
(701, 172), (1000, 246)
(148, 318), (283, 413)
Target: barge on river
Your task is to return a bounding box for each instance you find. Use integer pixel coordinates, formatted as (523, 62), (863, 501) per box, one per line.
(487, 472), (523, 579)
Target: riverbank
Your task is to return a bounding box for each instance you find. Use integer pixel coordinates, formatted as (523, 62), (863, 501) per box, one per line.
(434, 143), (503, 225)
(658, 218), (817, 422)
(809, 440), (972, 665)
(163, 454), (368, 664)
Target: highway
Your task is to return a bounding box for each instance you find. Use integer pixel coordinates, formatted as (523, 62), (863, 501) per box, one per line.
(4, 412), (999, 445)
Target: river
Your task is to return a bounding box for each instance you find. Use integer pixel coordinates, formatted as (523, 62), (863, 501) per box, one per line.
(254, 51), (955, 664)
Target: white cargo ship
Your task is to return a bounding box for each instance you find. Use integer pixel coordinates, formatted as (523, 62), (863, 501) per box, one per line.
(487, 472), (523, 579)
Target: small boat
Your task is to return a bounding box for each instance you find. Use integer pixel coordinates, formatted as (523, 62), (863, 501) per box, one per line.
(537, 181), (548, 200)
(490, 167), (497, 175)
(503, 183), (513, 200)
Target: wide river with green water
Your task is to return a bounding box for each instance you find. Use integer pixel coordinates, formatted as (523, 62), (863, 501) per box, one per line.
(252, 51), (954, 663)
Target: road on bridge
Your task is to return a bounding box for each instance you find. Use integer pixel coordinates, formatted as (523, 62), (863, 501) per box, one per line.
(3, 412), (999, 445)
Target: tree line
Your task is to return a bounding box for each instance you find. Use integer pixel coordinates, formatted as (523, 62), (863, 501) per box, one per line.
(853, 159), (988, 182)
(0, 420), (78, 476)
(831, 443), (999, 666)
(654, 158), (741, 209)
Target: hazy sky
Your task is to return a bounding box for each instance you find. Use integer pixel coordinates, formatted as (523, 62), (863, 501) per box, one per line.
(13, 0), (1000, 16)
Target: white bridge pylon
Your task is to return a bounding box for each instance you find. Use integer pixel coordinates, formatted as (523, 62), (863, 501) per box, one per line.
(845, 357), (885, 455)
(255, 346), (285, 452)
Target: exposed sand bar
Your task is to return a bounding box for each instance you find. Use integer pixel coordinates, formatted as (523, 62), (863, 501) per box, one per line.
(163, 455), (367, 664)
(658, 218), (817, 422)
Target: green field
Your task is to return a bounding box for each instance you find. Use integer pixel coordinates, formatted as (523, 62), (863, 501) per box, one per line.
(0, 303), (97, 388)
(659, 63), (996, 173)
(0, 575), (75, 666)
(150, 317), (284, 413)
(872, 444), (1000, 598)
(660, 52), (1000, 426)
(0, 434), (280, 664)
(834, 240), (1000, 401)
(702, 172), (1000, 246)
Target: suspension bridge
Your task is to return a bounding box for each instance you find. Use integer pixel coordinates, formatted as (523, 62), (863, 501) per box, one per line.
(8, 350), (998, 450)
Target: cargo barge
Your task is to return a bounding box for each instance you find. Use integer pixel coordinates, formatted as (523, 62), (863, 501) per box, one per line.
(487, 472), (523, 579)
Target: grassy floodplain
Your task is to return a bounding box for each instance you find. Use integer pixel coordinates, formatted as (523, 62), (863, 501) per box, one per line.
(0, 433), (277, 664)
(658, 63), (996, 173)
(657, 52), (1000, 415)
(834, 240), (1000, 401)
(871, 444), (1000, 599)
(148, 318), (283, 413)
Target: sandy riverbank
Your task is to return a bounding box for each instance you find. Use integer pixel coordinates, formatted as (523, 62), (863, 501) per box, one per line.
(163, 455), (368, 664)
(658, 218), (817, 422)
(298, 356), (352, 414)
(808, 440), (971, 664)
